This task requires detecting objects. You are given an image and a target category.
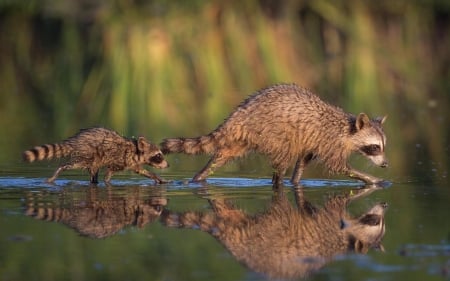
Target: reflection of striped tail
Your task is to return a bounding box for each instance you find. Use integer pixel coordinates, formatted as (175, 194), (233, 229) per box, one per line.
(22, 143), (72, 162)
(25, 204), (62, 221)
(160, 133), (218, 155)
(161, 210), (215, 232)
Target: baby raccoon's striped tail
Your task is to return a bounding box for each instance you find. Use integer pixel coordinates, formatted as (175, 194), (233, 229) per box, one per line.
(22, 143), (72, 162)
(161, 133), (218, 155)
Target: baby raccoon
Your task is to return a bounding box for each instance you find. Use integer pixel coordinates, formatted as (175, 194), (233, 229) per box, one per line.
(25, 187), (167, 238)
(161, 83), (388, 185)
(23, 127), (168, 184)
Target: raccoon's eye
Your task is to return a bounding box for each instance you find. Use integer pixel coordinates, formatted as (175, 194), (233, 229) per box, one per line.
(360, 144), (381, 155)
(149, 153), (164, 164)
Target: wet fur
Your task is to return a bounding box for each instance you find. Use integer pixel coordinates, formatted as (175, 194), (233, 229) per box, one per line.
(25, 188), (166, 238)
(23, 127), (168, 184)
(161, 83), (387, 184)
(162, 188), (387, 279)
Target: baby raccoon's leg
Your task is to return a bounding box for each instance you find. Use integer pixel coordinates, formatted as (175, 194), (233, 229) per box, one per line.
(47, 166), (66, 183)
(89, 169), (99, 184)
(90, 173), (99, 184)
(290, 153), (314, 185)
(193, 153), (231, 182)
(103, 169), (114, 183)
(136, 168), (168, 184)
(46, 163), (82, 183)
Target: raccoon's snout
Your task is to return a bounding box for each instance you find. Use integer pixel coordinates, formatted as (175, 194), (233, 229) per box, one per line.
(152, 160), (169, 169)
(149, 153), (169, 169)
(368, 202), (388, 216)
(158, 159), (169, 169)
(380, 161), (388, 168)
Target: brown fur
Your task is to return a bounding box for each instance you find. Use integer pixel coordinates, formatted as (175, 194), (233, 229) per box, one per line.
(23, 127), (168, 184)
(161, 83), (388, 185)
(162, 187), (387, 279)
(25, 187), (167, 238)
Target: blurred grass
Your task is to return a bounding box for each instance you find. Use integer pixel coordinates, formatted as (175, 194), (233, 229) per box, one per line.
(0, 2), (449, 279)
(0, 0), (448, 180)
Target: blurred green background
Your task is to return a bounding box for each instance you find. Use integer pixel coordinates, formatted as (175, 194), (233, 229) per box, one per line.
(0, 0), (448, 182)
(0, 2), (449, 280)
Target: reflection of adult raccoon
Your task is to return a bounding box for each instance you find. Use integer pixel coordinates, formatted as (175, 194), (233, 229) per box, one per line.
(161, 83), (388, 185)
(23, 127), (168, 184)
(162, 187), (387, 279)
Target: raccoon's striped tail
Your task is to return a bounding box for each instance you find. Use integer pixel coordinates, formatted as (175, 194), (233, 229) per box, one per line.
(160, 133), (218, 155)
(22, 143), (72, 162)
(161, 210), (215, 232)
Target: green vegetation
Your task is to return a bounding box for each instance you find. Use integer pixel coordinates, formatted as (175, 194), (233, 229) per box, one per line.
(1, 1), (448, 179)
(0, 2), (448, 279)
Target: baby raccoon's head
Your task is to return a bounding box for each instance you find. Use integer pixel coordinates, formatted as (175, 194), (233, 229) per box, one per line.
(343, 202), (388, 253)
(137, 137), (169, 169)
(350, 113), (388, 168)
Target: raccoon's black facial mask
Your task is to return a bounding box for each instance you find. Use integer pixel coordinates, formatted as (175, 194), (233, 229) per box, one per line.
(150, 153), (164, 164)
(359, 214), (382, 226)
(360, 144), (382, 156)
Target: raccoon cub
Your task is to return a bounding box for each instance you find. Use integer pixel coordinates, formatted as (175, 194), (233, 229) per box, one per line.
(23, 127), (168, 184)
(161, 83), (388, 185)
(25, 187), (167, 238)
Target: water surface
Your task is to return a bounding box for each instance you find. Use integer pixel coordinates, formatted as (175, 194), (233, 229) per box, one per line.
(0, 169), (448, 281)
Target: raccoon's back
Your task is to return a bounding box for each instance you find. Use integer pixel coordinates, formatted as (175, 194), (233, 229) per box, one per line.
(69, 128), (133, 160)
(69, 127), (125, 147)
(22, 128), (128, 163)
(214, 85), (322, 147)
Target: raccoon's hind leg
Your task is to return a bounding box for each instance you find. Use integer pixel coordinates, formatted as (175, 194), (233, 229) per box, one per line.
(90, 169), (99, 184)
(193, 153), (231, 182)
(103, 169), (114, 183)
(47, 166), (66, 183)
(192, 144), (247, 182)
(291, 153), (314, 185)
(46, 162), (84, 183)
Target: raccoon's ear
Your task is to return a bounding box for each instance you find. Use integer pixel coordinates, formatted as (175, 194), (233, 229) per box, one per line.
(137, 137), (146, 152)
(374, 115), (388, 125)
(356, 113), (371, 131)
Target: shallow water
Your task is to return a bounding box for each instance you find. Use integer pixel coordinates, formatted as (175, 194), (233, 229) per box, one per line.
(0, 168), (449, 281)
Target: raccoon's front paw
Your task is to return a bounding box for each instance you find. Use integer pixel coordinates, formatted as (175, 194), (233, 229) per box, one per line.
(370, 179), (392, 188)
(347, 168), (385, 186)
(156, 178), (171, 184)
(363, 177), (392, 188)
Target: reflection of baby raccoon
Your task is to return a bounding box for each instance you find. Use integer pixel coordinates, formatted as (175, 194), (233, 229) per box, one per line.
(25, 188), (167, 238)
(23, 127), (168, 184)
(161, 83), (388, 185)
(162, 188), (387, 279)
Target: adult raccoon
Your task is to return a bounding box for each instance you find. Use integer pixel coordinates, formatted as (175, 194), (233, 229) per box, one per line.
(161, 83), (388, 185)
